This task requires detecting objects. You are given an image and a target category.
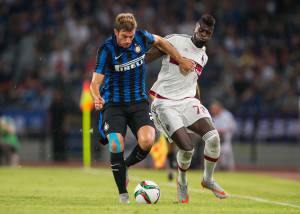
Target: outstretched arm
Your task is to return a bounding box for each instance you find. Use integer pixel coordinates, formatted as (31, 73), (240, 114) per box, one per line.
(152, 35), (195, 73)
(145, 47), (165, 63)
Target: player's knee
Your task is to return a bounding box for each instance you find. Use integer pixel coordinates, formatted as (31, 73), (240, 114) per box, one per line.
(181, 143), (194, 151)
(203, 130), (220, 159)
(108, 133), (124, 153)
(138, 134), (155, 151)
(177, 149), (194, 170)
(177, 149), (194, 161)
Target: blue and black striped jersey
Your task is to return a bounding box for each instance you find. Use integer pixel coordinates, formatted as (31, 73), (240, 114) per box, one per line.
(95, 29), (155, 104)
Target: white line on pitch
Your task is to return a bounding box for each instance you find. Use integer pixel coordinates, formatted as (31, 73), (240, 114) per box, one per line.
(84, 169), (300, 209)
(230, 194), (300, 209)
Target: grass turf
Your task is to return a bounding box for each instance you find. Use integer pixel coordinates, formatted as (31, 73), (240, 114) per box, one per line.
(0, 167), (299, 214)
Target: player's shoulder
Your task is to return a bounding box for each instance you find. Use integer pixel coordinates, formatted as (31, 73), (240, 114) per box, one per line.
(164, 34), (191, 40)
(135, 29), (153, 38)
(103, 36), (114, 47)
(136, 29), (146, 34)
(97, 36), (114, 52)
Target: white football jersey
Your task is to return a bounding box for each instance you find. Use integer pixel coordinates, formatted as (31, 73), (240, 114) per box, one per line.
(150, 34), (208, 100)
(213, 110), (236, 143)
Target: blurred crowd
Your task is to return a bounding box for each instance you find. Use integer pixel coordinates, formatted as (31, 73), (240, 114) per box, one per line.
(0, 0), (299, 121)
(0, 115), (20, 165)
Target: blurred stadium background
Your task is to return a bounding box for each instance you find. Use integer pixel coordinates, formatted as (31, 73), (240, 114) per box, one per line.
(0, 0), (299, 171)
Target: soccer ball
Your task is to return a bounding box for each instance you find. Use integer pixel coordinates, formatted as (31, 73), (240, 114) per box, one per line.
(134, 180), (160, 204)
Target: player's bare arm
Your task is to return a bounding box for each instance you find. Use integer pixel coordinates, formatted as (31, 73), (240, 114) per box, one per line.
(152, 35), (195, 73)
(145, 47), (165, 63)
(90, 72), (105, 110)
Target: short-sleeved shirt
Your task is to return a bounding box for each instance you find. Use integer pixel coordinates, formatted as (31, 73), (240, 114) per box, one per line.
(150, 34), (208, 100)
(95, 29), (155, 105)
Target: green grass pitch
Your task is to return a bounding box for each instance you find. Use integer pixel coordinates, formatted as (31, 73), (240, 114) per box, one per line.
(0, 167), (299, 214)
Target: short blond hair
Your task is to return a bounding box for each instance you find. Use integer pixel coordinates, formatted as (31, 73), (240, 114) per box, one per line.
(114, 13), (137, 31)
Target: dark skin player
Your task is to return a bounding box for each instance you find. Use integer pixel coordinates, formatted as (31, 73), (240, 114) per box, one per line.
(145, 17), (215, 152)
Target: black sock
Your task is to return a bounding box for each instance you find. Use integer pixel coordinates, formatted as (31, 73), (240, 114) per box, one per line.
(167, 151), (175, 169)
(110, 152), (127, 194)
(125, 144), (149, 167)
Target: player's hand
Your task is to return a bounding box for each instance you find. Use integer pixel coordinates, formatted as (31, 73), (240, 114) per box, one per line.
(94, 96), (105, 110)
(178, 57), (195, 75)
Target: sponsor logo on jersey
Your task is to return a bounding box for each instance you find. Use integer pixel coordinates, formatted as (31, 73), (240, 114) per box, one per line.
(114, 54), (145, 72)
(114, 53), (124, 60)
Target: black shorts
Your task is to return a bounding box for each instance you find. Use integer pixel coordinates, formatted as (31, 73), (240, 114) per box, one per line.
(99, 101), (155, 137)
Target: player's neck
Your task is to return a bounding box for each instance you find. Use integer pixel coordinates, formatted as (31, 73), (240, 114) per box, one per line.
(191, 36), (206, 48)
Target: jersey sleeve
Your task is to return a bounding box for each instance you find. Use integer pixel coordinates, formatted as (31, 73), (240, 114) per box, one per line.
(95, 45), (111, 74)
(164, 34), (178, 46)
(139, 29), (155, 50)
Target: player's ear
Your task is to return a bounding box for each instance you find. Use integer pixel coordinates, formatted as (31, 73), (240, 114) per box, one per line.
(114, 29), (119, 37)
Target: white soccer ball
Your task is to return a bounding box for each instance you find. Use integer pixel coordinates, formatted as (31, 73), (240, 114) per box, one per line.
(134, 180), (160, 204)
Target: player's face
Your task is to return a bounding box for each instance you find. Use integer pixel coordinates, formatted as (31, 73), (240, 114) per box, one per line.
(194, 23), (213, 42)
(209, 103), (221, 116)
(114, 29), (136, 48)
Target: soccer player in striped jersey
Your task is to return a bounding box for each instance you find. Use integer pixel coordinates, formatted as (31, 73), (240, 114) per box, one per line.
(146, 14), (229, 203)
(90, 13), (195, 203)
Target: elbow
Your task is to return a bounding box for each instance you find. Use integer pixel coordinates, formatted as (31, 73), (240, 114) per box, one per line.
(153, 35), (163, 48)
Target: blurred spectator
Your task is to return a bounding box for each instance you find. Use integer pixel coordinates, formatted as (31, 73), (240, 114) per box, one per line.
(49, 89), (67, 161)
(0, 0), (299, 144)
(210, 101), (236, 171)
(0, 115), (20, 166)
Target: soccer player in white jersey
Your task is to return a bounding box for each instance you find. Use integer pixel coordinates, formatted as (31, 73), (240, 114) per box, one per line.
(145, 14), (229, 203)
(209, 101), (237, 171)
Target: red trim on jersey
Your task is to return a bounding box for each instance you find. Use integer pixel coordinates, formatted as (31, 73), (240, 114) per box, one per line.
(149, 90), (168, 99)
(195, 63), (203, 75)
(169, 57), (179, 65)
(170, 58), (203, 76)
(149, 90), (196, 100)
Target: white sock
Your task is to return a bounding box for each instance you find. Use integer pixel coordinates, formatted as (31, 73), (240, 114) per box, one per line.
(202, 130), (220, 183)
(204, 159), (216, 182)
(177, 149), (194, 185)
(178, 168), (187, 185)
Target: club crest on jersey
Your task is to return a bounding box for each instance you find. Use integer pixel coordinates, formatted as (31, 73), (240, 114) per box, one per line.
(134, 44), (141, 53)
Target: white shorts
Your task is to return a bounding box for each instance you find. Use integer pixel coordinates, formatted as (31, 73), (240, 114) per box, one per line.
(151, 97), (212, 140)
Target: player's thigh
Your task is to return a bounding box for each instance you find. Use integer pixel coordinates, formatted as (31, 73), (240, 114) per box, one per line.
(188, 117), (215, 137)
(102, 106), (127, 137)
(182, 99), (215, 136)
(182, 98), (211, 126)
(151, 102), (184, 140)
(171, 127), (193, 151)
(127, 101), (155, 137)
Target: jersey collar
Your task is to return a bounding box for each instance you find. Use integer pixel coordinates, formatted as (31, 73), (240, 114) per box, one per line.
(190, 37), (206, 51)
